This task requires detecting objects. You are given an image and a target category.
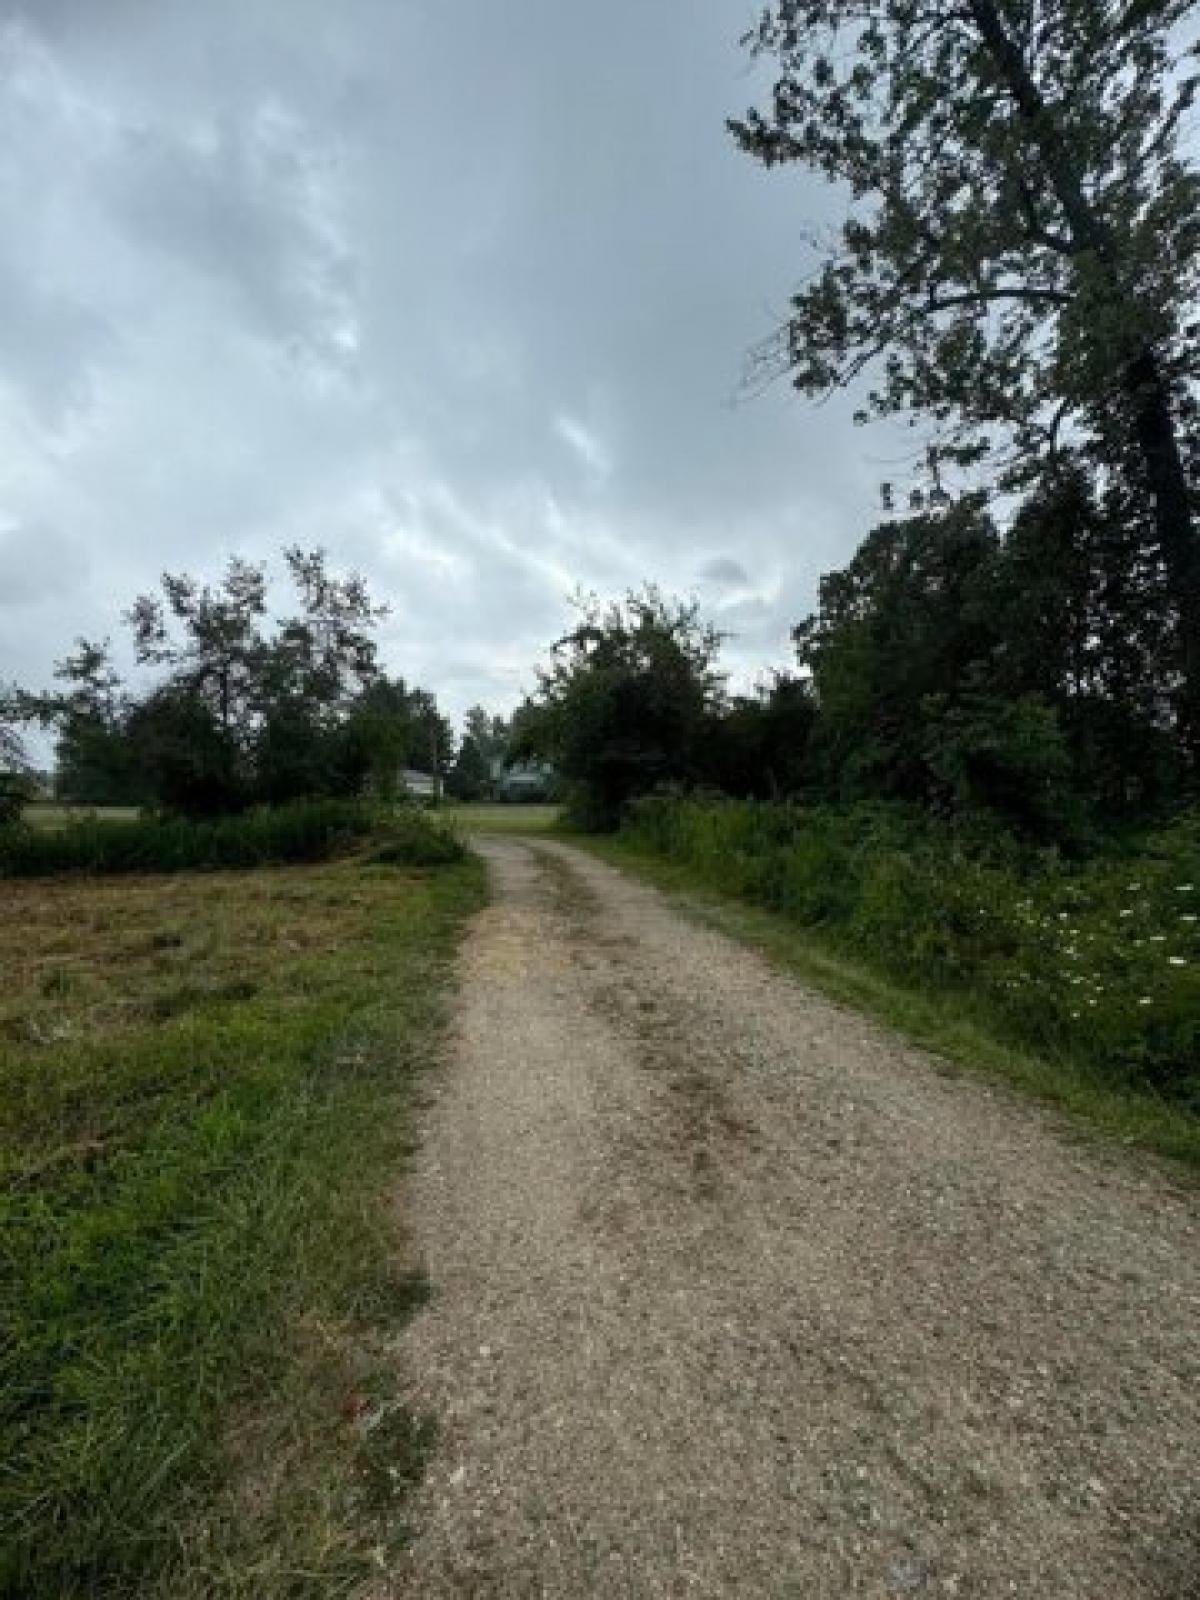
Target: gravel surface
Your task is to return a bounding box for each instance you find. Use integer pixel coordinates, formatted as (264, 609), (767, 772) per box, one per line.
(382, 837), (1199, 1598)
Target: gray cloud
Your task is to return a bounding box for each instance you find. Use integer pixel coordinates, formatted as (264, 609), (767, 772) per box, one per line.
(0, 0), (888, 733)
(699, 557), (751, 588)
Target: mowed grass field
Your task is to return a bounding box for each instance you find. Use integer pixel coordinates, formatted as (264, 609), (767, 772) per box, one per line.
(1, 844), (484, 1597)
(439, 802), (560, 833)
(22, 803), (143, 829)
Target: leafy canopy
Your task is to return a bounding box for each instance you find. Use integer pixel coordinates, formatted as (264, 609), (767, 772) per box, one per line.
(731, 0), (1200, 480)
(515, 589), (725, 828)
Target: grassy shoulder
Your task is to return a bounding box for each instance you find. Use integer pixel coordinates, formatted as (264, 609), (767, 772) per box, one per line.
(1, 843), (485, 1597)
(576, 833), (1200, 1174)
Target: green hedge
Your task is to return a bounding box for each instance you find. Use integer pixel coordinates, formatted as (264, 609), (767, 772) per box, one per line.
(0, 800), (462, 878)
(623, 796), (1200, 1107)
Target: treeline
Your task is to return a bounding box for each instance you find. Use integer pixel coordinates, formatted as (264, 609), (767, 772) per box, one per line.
(510, 507), (1199, 1110)
(8, 550), (454, 819)
(514, 470), (1191, 844)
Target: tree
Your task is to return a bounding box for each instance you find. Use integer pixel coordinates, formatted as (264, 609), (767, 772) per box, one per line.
(126, 558), (268, 749)
(36, 640), (143, 806)
(122, 549), (393, 811)
(404, 688), (455, 787)
(986, 469), (1183, 812)
(463, 705), (510, 771)
(339, 676), (416, 800)
(702, 675), (817, 799)
(0, 683), (32, 825)
(792, 484), (1184, 834)
(732, 0), (1200, 744)
(125, 686), (241, 816)
(516, 589), (725, 829)
(446, 734), (491, 802)
(796, 498), (1009, 804)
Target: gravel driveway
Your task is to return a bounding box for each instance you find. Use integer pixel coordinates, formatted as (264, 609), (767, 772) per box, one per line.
(384, 837), (1199, 1598)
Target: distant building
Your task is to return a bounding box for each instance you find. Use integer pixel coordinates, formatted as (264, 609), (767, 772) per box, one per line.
(399, 767), (441, 802)
(490, 757), (555, 802)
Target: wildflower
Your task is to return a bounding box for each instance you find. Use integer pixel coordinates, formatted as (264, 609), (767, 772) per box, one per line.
(1177, 884), (1194, 892)
(1150, 935), (1166, 943)
(1169, 956), (1186, 967)
(1119, 908), (1133, 917)
(1182, 914), (1197, 924)
(1128, 882), (1141, 891)
(1139, 997), (1152, 1006)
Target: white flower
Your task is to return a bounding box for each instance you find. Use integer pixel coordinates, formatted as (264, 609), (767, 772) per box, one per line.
(1128, 882), (1142, 891)
(1169, 956), (1186, 967)
(1177, 884), (1194, 892)
(1181, 914), (1197, 924)
(1150, 935), (1166, 943)
(1119, 908), (1133, 917)
(1139, 997), (1152, 1006)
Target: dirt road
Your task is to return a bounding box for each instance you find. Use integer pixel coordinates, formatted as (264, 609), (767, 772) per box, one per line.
(387, 837), (1199, 1598)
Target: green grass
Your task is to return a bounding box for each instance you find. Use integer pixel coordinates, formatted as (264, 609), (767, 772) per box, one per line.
(1, 844), (485, 1596)
(23, 804), (142, 830)
(439, 802), (561, 834)
(1, 800), (463, 878)
(577, 831), (1200, 1174)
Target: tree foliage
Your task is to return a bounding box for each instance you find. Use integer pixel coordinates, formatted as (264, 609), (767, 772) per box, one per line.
(24, 551), (450, 817)
(732, 0), (1200, 741)
(0, 683), (32, 825)
(515, 590), (725, 828)
(794, 481), (1185, 835)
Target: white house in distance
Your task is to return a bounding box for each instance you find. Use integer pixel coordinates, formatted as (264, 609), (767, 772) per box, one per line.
(399, 767), (440, 802)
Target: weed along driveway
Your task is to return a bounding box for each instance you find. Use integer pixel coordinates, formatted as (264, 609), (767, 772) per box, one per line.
(386, 837), (1200, 1598)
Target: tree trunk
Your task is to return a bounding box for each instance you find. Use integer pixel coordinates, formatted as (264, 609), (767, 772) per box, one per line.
(967, 0), (1200, 754)
(1127, 353), (1200, 750)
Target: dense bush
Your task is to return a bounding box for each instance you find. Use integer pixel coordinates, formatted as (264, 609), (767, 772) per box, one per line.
(0, 800), (383, 877)
(624, 796), (1200, 1106)
(367, 809), (465, 867)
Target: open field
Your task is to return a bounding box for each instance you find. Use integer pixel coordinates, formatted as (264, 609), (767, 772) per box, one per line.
(439, 802), (561, 833)
(0, 844), (484, 1596)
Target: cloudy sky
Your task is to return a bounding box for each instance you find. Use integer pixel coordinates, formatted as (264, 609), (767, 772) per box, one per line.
(0, 0), (891, 730)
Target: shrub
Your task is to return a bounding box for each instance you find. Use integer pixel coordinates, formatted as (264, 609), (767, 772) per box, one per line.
(367, 809), (465, 868)
(0, 799), (379, 878)
(622, 796), (1200, 1106)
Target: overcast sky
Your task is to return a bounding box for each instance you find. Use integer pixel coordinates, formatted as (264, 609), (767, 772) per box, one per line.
(0, 0), (891, 729)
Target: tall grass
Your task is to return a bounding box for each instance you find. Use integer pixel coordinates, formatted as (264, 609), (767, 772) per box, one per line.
(1, 850), (484, 1595)
(622, 796), (1200, 1112)
(0, 799), (463, 877)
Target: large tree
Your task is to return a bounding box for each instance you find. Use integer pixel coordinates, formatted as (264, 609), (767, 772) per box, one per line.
(23, 550), (435, 815)
(0, 683), (32, 824)
(732, 0), (1200, 742)
(37, 640), (144, 806)
(515, 590), (725, 828)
